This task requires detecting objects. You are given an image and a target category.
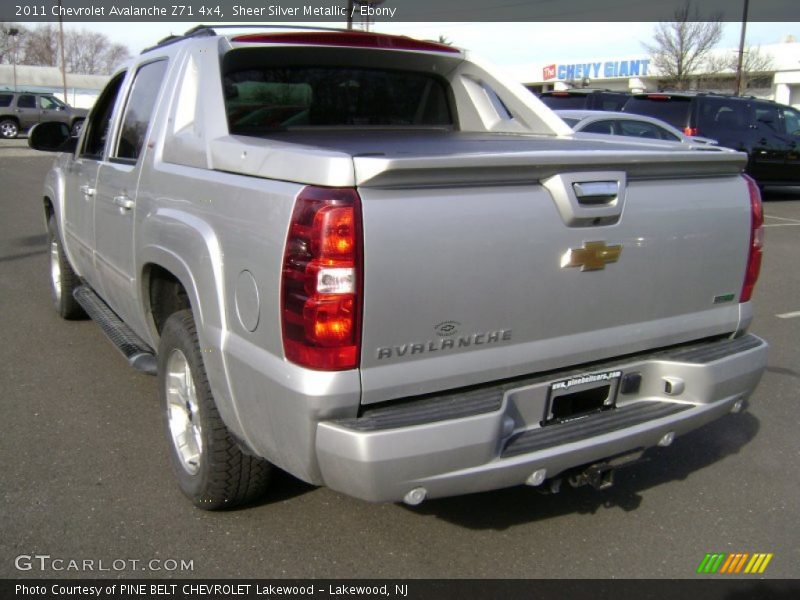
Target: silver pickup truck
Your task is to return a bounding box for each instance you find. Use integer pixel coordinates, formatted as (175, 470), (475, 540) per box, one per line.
(30, 27), (768, 509)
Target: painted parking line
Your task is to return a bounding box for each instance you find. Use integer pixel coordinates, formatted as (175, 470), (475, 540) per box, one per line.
(764, 223), (800, 227)
(776, 311), (800, 319)
(764, 215), (800, 223)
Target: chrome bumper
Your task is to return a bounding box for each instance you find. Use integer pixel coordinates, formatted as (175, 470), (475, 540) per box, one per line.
(316, 335), (767, 502)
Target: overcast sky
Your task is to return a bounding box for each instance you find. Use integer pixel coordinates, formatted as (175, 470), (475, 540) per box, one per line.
(39, 20), (798, 68)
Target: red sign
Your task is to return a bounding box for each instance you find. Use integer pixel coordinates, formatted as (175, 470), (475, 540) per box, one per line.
(543, 64), (557, 80)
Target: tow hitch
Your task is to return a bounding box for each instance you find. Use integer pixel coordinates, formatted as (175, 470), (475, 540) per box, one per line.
(564, 448), (647, 491)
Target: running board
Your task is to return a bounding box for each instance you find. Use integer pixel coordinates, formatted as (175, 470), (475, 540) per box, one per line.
(73, 286), (157, 375)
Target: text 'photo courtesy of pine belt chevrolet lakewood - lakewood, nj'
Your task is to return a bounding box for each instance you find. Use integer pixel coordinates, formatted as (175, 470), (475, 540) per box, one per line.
(29, 25), (767, 510)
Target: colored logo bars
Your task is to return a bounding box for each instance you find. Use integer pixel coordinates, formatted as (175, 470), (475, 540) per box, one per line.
(697, 553), (774, 574)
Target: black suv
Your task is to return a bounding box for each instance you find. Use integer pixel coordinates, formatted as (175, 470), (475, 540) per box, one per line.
(0, 91), (88, 139)
(537, 89), (631, 111)
(622, 92), (800, 186)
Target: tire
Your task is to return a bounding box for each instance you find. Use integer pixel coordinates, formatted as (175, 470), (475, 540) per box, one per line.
(47, 214), (86, 319)
(158, 309), (271, 509)
(0, 118), (19, 139)
(70, 119), (84, 137)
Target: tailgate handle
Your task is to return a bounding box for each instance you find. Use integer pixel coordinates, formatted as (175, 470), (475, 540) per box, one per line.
(573, 181), (619, 205)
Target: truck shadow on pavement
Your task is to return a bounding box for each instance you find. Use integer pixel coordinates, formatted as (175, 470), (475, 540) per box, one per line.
(403, 411), (760, 530)
(0, 235), (47, 264)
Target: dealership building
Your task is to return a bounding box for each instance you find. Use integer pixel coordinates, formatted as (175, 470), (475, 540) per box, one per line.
(514, 37), (800, 108)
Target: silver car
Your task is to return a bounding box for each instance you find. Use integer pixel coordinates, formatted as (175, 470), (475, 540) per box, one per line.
(556, 109), (720, 149)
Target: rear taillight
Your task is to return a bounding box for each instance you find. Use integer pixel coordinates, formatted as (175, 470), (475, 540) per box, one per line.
(281, 187), (363, 370)
(646, 94), (670, 100)
(684, 127), (698, 136)
(740, 174), (763, 303)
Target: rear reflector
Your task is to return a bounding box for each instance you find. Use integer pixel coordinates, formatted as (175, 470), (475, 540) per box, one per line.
(232, 31), (461, 54)
(281, 187), (363, 370)
(740, 174), (763, 303)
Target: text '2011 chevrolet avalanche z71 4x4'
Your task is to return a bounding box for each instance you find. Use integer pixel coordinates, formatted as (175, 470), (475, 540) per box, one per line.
(30, 26), (767, 509)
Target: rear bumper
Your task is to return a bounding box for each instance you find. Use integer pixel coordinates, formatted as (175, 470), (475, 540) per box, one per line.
(316, 334), (767, 502)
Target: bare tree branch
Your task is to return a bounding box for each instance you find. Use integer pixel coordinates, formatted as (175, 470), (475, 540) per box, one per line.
(0, 22), (28, 65)
(643, 1), (723, 90)
(4, 24), (130, 75)
(22, 24), (59, 67)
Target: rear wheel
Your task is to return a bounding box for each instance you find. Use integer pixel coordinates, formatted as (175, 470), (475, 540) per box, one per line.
(159, 310), (271, 509)
(47, 214), (86, 319)
(0, 118), (19, 139)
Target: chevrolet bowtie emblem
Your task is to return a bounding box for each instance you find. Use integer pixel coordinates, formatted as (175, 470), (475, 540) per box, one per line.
(561, 241), (622, 271)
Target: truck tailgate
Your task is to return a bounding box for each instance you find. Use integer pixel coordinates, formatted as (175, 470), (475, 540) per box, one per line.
(353, 139), (751, 404)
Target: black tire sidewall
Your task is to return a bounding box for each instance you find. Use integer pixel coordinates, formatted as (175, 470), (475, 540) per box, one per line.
(158, 310), (220, 506)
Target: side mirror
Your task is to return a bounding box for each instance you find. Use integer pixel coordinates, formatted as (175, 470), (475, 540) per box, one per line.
(28, 121), (77, 153)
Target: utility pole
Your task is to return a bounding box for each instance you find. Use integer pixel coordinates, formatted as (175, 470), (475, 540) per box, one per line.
(8, 27), (19, 92)
(734, 0), (749, 96)
(347, 0), (353, 29)
(57, 0), (68, 102)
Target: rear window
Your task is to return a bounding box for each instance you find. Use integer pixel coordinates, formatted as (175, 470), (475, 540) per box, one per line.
(696, 98), (752, 137)
(623, 96), (692, 128)
(0, 94), (12, 107)
(592, 93), (629, 111)
(539, 94), (588, 110)
(223, 67), (452, 133)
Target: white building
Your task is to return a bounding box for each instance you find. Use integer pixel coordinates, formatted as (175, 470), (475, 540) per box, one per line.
(0, 64), (107, 108)
(511, 37), (800, 108)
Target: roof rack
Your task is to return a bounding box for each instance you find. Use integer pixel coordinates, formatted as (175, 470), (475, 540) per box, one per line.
(141, 23), (354, 54)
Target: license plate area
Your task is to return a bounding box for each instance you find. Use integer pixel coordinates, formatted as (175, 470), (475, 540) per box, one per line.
(545, 370), (622, 424)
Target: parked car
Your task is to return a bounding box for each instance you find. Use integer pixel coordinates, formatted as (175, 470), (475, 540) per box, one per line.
(622, 92), (800, 186)
(0, 91), (88, 139)
(30, 27), (767, 509)
(556, 110), (721, 149)
(537, 89), (631, 111)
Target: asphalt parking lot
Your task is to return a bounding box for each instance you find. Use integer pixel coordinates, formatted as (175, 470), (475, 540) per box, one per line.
(1, 138), (798, 580)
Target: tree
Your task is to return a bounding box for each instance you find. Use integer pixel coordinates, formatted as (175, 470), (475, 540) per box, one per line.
(2, 24), (130, 75)
(706, 45), (775, 92)
(0, 22), (27, 65)
(22, 24), (59, 67)
(643, 1), (723, 90)
(63, 28), (130, 75)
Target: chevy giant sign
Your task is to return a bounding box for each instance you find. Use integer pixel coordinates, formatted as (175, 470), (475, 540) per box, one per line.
(543, 59), (651, 81)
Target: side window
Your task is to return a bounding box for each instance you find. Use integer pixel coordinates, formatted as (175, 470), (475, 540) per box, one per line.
(0, 94), (13, 107)
(782, 107), (800, 136)
(617, 120), (668, 140)
(582, 120), (616, 135)
(17, 95), (36, 108)
(81, 72), (127, 159)
(39, 96), (61, 110)
(754, 103), (782, 135)
(653, 125), (680, 141)
(113, 60), (168, 162)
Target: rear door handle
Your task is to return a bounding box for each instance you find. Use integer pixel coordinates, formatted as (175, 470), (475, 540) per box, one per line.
(113, 195), (134, 210)
(572, 181), (619, 205)
(79, 184), (95, 197)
